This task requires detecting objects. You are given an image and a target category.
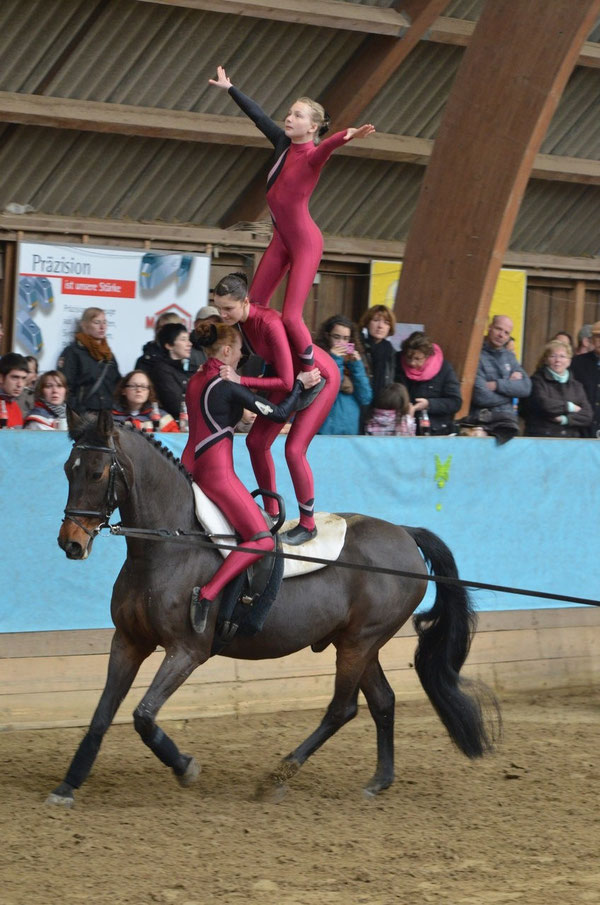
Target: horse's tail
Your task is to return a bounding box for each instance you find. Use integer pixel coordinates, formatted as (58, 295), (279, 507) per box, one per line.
(405, 526), (501, 758)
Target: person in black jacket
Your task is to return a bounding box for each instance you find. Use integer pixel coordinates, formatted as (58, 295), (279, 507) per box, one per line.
(570, 321), (600, 437)
(358, 305), (396, 401)
(395, 331), (462, 435)
(58, 307), (121, 415)
(147, 323), (192, 421)
(522, 340), (591, 437)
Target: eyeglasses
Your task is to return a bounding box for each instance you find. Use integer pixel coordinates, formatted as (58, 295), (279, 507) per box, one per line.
(125, 384), (150, 390)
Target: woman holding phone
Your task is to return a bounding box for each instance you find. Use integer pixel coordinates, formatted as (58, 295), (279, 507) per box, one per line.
(315, 314), (372, 435)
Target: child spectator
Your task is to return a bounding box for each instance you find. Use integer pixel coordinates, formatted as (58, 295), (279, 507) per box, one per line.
(24, 371), (68, 430)
(365, 382), (416, 436)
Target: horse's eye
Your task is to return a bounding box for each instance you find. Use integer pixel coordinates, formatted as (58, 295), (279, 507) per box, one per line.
(91, 471), (103, 481)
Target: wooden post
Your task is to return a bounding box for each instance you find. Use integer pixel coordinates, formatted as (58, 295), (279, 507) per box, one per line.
(394, 0), (600, 416)
(572, 280), (587, 341)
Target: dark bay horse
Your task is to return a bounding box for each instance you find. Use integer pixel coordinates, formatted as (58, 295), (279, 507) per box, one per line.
(50, 411), (499, 807)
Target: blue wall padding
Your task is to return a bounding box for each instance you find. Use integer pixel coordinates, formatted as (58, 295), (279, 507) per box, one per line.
(0, 432), (597, 632)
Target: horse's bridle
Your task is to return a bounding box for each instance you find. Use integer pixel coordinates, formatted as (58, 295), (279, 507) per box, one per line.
(63, 442), (130, 540)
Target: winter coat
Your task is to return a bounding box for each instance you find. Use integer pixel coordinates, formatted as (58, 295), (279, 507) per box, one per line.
(395, 353), (462, 435)
(318, 355), (372, 435)
(58, 340), (121, 414)
(469, 342), (531, 423)
(569, 350), (600, 437)
(522, 369), (592, 437)
(147, 355), (190, 420)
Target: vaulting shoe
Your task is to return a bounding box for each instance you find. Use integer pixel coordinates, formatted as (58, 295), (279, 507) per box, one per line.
(279, 524), (318, 546)
(190, 587), (216, 634)
(295, 377), (326, 412)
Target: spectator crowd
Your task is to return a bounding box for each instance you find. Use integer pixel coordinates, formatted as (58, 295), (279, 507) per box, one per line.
(1, 305), (599, 442)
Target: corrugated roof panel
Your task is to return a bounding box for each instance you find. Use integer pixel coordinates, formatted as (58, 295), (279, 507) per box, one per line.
(44, 6), (363, 114)
(511, 180), (600, 256)
(541, 67), (600, 158)
(360, 42), (462, 138)
(0, 0), (95, 93)
(312, 158), (424, 241)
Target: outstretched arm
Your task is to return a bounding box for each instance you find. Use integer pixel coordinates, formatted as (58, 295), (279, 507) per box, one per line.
(209, 65), (284, 147)
(310, 122), (376, 167)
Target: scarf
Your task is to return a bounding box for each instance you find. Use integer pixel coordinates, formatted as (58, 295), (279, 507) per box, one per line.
(76, 331), (113, 362)
(41, 400), (67, 419)
(545, 366), (569, 384)
(401, 343), (444, 381)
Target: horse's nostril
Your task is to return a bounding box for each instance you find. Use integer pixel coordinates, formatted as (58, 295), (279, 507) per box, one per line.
(65, 541), (83, 559)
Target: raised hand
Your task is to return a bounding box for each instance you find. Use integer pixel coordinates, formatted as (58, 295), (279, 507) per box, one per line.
(208, 65), (232, 90)
(344, 123), (376, 141)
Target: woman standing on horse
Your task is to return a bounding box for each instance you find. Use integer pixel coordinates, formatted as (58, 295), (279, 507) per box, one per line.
(182, 323), (319, 634)
(208, 66), (375, 372)
(213, 272), (340, 545)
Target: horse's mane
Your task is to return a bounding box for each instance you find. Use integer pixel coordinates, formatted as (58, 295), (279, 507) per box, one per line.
(69, 416), (193, 484)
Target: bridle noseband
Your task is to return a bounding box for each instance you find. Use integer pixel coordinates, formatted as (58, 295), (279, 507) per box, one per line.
(63, 442), (130, 540)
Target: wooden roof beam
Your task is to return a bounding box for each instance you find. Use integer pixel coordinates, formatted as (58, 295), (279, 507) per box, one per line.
(1, 212), (598, 278)
(137, 0), (600, 67)
(0, 92), (599, 185)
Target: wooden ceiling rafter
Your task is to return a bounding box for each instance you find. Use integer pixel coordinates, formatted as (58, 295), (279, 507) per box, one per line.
(0, 91), (597, 185)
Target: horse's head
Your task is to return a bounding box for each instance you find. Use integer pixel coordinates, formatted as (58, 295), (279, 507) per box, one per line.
(58, 409), (132, 559)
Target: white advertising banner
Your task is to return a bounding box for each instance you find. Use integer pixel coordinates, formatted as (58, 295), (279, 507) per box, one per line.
(14, 242), (211, 374)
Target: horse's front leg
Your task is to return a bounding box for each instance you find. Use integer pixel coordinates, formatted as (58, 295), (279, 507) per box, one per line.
(132, 646), (204, 786)
(47, 629), (151, 808)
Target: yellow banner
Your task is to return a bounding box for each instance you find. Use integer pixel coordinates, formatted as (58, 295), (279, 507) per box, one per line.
(369, 262), (527, 359)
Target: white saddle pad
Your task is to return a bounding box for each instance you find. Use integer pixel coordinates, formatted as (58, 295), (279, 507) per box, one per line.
(192, 482), (347, 578)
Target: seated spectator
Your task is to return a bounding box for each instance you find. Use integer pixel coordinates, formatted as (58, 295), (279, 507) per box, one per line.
(112, 371), (179, 432)
(148, 323), (192, 421)
(358, 305), (396, 400)
(521, 340), (591, 437)
(365, 382), (416, 437)
(316, 314), (372, 435)
(570, 320), (600, 437)
(24, 371), (68, 430)
(17, 355), (39, 417)
(136, 312), (185, 374)
(395, 331), (461, 435)
(58, 307), (121, 415)
(469, 314), (531, 434)
(575, 324), (593, 355)
(0, 353), (29, 428)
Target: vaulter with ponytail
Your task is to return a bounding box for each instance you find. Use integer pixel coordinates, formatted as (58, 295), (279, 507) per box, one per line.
(209, 66), (375, 372)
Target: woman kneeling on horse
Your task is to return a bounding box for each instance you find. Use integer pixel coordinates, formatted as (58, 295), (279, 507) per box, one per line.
(182, 323), (319, 635)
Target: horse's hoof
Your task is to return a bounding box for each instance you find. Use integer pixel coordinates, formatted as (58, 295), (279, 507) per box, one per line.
(176, 756), (201, 788)
(363, 776), (393, 798)
(45, 791), (75, 808)
(254, 778), (289, 803)
(254, 757), (300, 802)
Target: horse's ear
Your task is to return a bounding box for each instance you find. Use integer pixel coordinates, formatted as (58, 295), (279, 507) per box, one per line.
(67, 406), (84, 440)
(96, 409), (114, 441)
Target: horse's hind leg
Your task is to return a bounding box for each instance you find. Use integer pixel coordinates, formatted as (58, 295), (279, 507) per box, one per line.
(359, 657), (395, 796)
(47, 630), (150, 808)
(132, 647), (202, 787)
(257, 642), (367, 800)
